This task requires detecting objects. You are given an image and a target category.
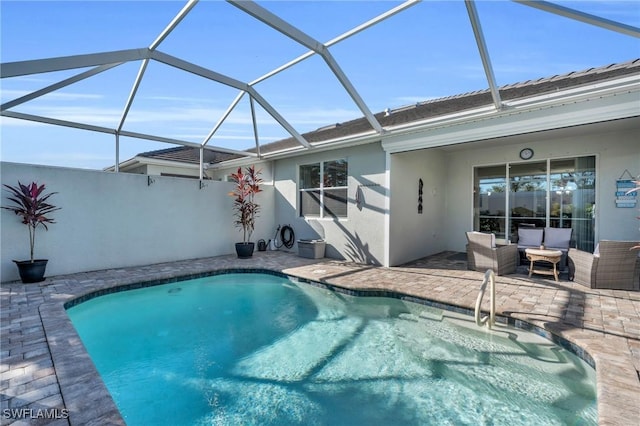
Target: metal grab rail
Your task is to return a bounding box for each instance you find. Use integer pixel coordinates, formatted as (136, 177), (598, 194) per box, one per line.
(474, 269), (496, 329)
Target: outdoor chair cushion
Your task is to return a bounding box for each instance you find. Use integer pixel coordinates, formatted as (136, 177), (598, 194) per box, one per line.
(517, 228), (543, 248)
(543, 227), (572, 250)
(467, 231), (496, 247)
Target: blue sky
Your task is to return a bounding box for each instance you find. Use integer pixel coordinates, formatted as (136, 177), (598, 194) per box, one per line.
(1, 0), (639, 170)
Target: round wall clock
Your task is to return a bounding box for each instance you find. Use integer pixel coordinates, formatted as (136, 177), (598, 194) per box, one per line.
(519, 148), (534, 160)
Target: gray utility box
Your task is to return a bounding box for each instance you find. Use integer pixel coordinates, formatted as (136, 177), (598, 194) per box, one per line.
(297, 239), (326, 259)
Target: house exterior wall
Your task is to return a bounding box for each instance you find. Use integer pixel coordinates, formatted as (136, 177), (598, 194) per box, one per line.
(388, 148), (448, 266)
(210, 119), (638, 268)
(261, 143), (388, 264)
(1, 162), (275, 283)
(443, 122), (640, 253)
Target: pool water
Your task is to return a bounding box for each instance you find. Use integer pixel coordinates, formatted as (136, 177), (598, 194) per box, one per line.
(68, 273), (597, 425)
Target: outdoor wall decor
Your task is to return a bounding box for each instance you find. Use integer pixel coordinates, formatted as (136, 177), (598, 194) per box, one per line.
(615, 169), (637, 208)
(418, 178), (423, 214)
(355, 186), (363, 210)
(355, 183), (380, 211)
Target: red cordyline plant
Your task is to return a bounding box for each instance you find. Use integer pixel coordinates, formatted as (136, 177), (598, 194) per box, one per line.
(2, 181), (60, 262)
(228, 165), (262, 243)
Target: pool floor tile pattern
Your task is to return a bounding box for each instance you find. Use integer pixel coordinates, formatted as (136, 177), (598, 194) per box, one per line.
(1, 251), (638, 425)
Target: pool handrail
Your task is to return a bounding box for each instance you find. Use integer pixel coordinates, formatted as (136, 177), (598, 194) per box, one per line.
(475, 269), (496, 329)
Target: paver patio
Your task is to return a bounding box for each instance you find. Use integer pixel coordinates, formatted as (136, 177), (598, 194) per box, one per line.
(1, 251), (638, 425)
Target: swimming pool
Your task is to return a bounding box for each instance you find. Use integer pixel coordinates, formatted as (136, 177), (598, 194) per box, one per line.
(67, 272), (597, 425)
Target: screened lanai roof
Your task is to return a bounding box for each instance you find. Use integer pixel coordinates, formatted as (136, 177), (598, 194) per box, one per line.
(1, 1), (639, 170)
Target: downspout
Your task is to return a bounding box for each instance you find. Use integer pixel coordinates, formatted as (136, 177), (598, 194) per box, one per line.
(383, 150), (392, 267)
(199, 146), (204, 181)
(115, 133), (120, 173)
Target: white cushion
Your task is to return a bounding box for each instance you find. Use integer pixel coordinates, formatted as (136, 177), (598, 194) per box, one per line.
(467, 231), (496, 248)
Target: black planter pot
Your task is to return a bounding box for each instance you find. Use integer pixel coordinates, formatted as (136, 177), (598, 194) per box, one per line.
(14, 259), (48, 283)
(235, 242), (255, 259)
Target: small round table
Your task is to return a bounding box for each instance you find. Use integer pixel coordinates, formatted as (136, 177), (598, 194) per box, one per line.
(525, 248), (563, 282)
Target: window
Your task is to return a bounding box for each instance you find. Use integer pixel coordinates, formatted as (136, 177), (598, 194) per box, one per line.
(300, 159), (348, 218)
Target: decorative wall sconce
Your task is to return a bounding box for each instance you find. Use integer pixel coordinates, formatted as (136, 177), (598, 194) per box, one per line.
(147, 176), (155, 186)
(199, 180), (207, 190)
(354, 183), (380, 210)
(355, 186), (363, 210)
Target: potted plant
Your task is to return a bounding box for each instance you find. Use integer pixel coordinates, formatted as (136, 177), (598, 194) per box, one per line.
(2, 181), (60, 283)
(228, 165), (262, 258)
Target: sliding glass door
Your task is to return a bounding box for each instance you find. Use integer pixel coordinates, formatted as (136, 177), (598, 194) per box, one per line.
(474, 166), (507, 238)
(549, 157), (596, 251)
(509, 161), (548, 232)
(473, 156), (596, 250)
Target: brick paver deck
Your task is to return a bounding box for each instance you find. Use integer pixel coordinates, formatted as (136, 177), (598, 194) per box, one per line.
(1, 251), (638, 425)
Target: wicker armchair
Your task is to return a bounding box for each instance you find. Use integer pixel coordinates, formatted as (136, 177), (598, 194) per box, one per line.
(568, 241), (640, 290)
(466, 231), (518, 276)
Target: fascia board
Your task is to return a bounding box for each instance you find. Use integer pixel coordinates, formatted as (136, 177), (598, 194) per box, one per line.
(103, 157), (139, 172)
(213, 131), (384, 169)
(503, 74), (639, 108)
(106, 156), (201, 172)
(383, 75), (639, 138)
(382, 84), (640, 153)
(134, 157), (201, 169)
(204, 157), (273, 171)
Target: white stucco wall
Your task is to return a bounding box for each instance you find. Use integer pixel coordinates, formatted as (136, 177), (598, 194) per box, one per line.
(1, 162), (275, 282)
(388, 149), (448, 266)
(268, 143), (387, 264)
(443, 122), (640, 253)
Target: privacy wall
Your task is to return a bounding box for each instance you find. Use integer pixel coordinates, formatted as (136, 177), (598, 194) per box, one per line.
(1, 162), (275, 282)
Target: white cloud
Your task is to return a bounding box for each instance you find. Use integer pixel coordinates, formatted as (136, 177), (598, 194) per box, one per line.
(209, 134), (281, 142)
(15, 105), (122, 125)
(2, 89), (104, 101)
(2, 95), (366, 142)
(6, 151), (116, 170)
(144, 95), (220, 103)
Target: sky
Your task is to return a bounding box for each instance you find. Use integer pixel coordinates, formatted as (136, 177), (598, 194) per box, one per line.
(1, 0), (639, 170)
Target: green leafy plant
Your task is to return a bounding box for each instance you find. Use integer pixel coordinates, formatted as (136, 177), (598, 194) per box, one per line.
(2, 181), (60, 262)
(228, 165), (262, 243)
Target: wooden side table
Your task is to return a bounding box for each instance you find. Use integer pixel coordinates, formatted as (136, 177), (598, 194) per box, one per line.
(525, 248), (563, 281)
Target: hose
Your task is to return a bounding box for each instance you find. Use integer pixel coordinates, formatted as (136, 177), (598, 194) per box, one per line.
(280, 225), (295, 249)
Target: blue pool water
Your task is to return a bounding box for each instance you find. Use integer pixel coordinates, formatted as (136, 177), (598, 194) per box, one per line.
(67, 273), (597, 425)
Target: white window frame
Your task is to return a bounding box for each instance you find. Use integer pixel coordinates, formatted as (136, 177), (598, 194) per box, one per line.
(299, 159), (348, 219)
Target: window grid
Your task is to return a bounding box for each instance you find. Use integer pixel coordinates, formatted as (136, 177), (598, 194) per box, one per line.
(299, 160), (348, 219)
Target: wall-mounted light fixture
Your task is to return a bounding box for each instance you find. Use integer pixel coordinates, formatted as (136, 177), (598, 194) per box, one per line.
(147, 176), (155, 186)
